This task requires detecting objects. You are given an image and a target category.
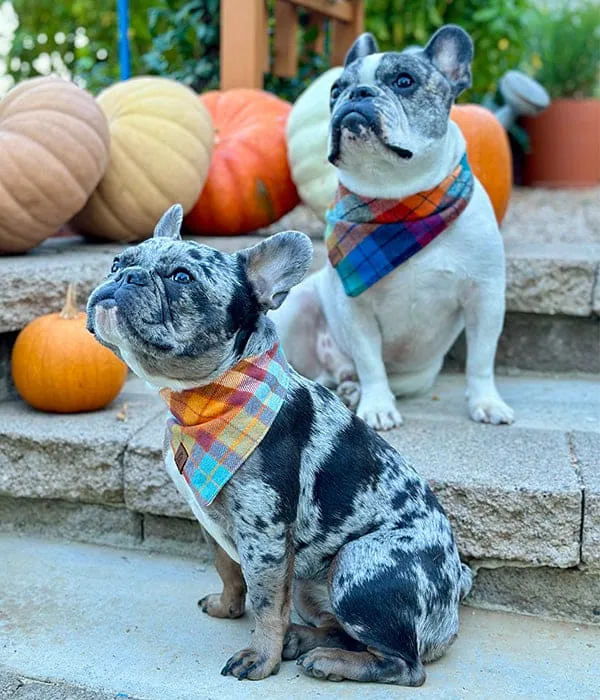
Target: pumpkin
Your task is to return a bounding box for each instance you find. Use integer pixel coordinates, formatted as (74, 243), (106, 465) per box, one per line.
(11, 283), (128, 413)
(73, 77), (214, 242)
(286, 67), (343, 222)
(0, 77), (110, 254)
(184, 89), (300, 235)
(450, 105), (513, 224)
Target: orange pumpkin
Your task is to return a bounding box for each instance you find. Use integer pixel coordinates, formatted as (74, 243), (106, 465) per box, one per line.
(185, 89), (300, 235)
(450, 105), (512, 224)
(11, 284), (128, 413)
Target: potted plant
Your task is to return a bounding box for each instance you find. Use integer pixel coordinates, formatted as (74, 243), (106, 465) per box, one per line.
(521, 0), (600, 187)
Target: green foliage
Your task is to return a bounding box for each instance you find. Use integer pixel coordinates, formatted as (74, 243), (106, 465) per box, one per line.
(365, 0), (531, 103)
(6, 0), (534, 104)
(7, 0), (159, 93)
(142, 0), (220, 92)
(141, 0), (329, 101)
(521, 1), (600, 99)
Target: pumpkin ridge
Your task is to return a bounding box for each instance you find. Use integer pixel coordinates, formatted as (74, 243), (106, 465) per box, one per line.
(124, 108), (212, 139)
(5, 130), (89, 203)
(119, 118), (210, 170)
(0, 159), (68, 231)
(111, 133), (192, 209)
(4, 119), (108, 184)
(2, 106), (108, 144)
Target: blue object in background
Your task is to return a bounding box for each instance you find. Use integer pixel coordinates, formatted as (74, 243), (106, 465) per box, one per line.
(117, 0), (131, 80)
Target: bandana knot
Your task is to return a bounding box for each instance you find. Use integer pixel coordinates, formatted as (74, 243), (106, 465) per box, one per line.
(325, 153), (474, 296)
(160, 343), (289, 507)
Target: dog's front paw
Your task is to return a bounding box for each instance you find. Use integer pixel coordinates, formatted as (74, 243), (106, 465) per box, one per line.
(357, 399), (403, 431)
(337, 379), (361, 411)
(198, 593), (245, 619)
(469, 396), (514, 425)
(221, 647), (280, 680)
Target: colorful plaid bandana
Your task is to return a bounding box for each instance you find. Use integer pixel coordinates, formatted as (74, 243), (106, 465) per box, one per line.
(160, 343), (289, 507)
(325, 154), (474, 297)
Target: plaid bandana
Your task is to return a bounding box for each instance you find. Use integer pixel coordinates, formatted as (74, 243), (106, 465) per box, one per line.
(160, 343), (289, 507)
(325, 154), (474, 297)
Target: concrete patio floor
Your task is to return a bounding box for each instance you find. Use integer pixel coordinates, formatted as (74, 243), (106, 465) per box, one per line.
(1, 534), (599, 699)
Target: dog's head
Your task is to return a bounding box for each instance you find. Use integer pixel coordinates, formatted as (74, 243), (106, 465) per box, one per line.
(86, 204), (312, 388)
(328, 25), (473, 170)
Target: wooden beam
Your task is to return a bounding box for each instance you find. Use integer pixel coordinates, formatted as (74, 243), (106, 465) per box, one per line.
(287, 0), (353, 23)
(273, 0), (299, 78)
(331, 0), (364, 65)
(220, 0), (266, 89)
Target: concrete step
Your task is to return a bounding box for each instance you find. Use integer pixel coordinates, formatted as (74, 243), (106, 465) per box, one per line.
(1, 188), (599, 399)
(1, 372), (599, 624)
(1, 534), (599, 700)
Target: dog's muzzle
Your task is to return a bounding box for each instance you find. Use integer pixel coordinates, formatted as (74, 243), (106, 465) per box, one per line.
(329, 101), (381, 164)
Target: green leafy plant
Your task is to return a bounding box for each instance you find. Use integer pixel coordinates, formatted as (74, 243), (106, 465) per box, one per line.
(521, 0), (600, 99)
(365, 0), (532, 103)
(142, 0), (329, 101)
(142, 0), (220, 92)
(6, 0), (159, 93)
(5, 0), (535, 105)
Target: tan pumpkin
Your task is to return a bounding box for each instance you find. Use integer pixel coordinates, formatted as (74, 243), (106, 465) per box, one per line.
(73, 77), (214, 242)
(286, 67), (343, 222)
(0, 77), (110, 254)
(11, 283), (128, 413)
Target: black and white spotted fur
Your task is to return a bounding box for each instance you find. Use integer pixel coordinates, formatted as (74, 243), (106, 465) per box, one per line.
(87, 205), (472, 686)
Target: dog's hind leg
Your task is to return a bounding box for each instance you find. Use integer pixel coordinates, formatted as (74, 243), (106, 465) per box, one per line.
(198, 542), (247, 619)
(296, 531), (463, 685)
(283, 580), (364, 660)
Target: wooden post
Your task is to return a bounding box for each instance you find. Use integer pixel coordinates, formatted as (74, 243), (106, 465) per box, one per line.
(331, 0), (365, 66)
(220, 0), (267, 89)
(273, 0), (299, 78)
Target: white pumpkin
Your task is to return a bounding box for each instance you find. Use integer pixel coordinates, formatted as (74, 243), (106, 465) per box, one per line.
(286, 67), (343, 222)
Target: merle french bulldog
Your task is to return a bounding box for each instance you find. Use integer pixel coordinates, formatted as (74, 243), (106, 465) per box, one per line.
(272, 25), (514, 430)
(87, 204), (472, 686)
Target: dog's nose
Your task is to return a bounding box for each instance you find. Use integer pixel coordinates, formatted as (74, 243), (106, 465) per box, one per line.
(123, 268), (150, 287)
(348, 84), (377, 101)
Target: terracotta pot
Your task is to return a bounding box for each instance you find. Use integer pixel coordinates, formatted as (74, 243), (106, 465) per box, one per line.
(523, 98), (600, 188)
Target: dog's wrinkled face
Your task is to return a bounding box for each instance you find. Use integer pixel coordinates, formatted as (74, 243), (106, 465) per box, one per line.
(86, 204), (312, 387)
(328, 24), (474, 169)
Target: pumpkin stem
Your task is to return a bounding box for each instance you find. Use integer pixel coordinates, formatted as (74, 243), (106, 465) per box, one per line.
(60, 282), (80, 319)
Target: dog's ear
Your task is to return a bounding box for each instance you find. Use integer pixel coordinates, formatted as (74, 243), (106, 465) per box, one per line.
(344, 32), (379, 67)
(238, 231), (313, 311)
(153, 204), (183, 240)
(424, 25), (473, 97)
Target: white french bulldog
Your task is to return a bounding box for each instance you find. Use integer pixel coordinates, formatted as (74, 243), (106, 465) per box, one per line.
(271, 25), (514, 430)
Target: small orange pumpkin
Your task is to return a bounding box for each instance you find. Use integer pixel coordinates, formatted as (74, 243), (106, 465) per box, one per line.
(450, 105), (512, 224)
(185, 89), (300, 235)
(11, 284), (128, 413)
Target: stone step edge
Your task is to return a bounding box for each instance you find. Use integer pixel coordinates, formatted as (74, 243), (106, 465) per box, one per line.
(1, 233), (599, 337)
(1, 499), (598, 627)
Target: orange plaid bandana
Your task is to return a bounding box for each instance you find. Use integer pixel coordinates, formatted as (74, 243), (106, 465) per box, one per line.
(160, 344), (289, 507)
(325, 154), (474, 296)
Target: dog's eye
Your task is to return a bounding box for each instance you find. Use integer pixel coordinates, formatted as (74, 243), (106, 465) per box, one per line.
(110, 260), (121, 274)
(171, 268), (193, 284)
(330, 84), (341, 102)
(395, 73), (414, 89)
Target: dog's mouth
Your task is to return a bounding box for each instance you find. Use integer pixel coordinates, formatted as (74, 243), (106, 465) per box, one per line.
(387, 145), (413, 160)
(329, 105), (413, 164)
